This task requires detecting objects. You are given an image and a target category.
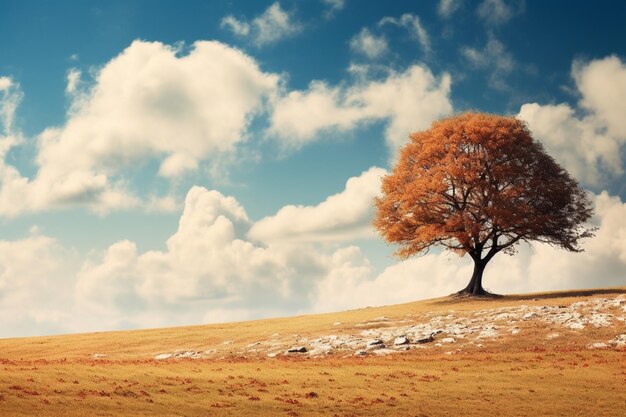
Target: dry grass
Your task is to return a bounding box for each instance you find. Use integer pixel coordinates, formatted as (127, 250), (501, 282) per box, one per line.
(1, 287), (625, 416)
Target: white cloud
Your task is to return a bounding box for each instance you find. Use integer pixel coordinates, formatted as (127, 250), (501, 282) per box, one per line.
(379, 14), (430, 54)
(0, 235), (77, 337)
(268, 81), (363, 146)
(249, 167), (386, 243)
(0, 76), (22, 141)
(77, 187), (284, 307)
(221, 2), (302, 47)
(350, 28), (388, 59)
(461, 33), (515, 90)
(573, 55), (626, 138)
(65, 68), (81, 94)
(220, 16), (250, 37)
(518, 103), (621, 186)
(74, 186), (330, 329)
(0, 40), (280, 216)
(477, 0), (522, 25)
(518, 56), (626, 186)
(269, 64), (453, 154)
(438, 0), (461, 18)
(321, 0), (345, 18)
(0, 76), (12, 91)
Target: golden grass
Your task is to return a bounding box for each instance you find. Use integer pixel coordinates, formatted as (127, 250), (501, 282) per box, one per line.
(1, 287), (625, 416)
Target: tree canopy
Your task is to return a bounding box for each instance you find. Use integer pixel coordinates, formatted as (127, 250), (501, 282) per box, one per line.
(374, 112), (594, 296)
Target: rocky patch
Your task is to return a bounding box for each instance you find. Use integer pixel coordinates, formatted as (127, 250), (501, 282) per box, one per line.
(152, 295), (626, 360)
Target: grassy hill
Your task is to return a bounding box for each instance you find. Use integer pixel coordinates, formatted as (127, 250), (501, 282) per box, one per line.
(1, 287), (625, 416)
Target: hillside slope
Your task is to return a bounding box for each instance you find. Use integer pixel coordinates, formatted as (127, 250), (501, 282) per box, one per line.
(1, 287), (625, 416)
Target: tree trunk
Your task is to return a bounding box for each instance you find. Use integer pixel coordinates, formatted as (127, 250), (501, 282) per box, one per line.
(458, 259), (487, 296)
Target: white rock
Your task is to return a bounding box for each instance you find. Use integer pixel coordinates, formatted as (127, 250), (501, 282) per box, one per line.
(522, 312), (538, 320)
(478, 326), (498, 339)
(440, 337), (456, 344)
(567, 322), (585, 330)
(155, 353), (173, 360)
(588, 343), (608, 349)
(394, 336), (410, 345)
(609, 334), (626, 347)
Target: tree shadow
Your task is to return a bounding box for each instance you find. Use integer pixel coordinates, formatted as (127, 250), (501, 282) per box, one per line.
(434, 287), (626, 305)
(503, 287), (626, 301)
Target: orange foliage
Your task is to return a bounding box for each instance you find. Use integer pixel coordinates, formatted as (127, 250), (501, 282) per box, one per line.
(374, 113), (594, 293)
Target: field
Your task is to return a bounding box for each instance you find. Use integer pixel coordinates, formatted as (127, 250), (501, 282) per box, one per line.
(1, 288), (625, 416)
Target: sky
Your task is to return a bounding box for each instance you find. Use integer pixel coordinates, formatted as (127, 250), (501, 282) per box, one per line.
(1, 0), (625, 338)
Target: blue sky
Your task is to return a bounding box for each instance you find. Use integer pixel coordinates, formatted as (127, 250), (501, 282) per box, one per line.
(1, 0), (626, 337)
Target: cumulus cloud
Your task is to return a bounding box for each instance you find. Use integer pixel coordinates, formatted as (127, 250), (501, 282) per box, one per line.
(249, 167), (386, 243)
(221, 2), (302, 47)
(77, 187), (304, 309)
(518, 103), (621, 186)
(379, 14), (430, 54)
(461, 33), (515, 90)
(438, 0), (462, 18)
(0, 40), (280, 216)
(269, 64), (453, 154)
(573, 56), (626, 138)
(349, 28), (388, 59)
(0, 235), (77, 337)
(518, 56), (626, 186)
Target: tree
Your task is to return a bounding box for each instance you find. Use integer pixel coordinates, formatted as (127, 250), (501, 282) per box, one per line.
(374, 112), (594, 296)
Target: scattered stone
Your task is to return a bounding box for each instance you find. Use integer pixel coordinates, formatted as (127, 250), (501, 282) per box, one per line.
(440, 337), (456, 344)
(154, 353), (173, 360)
(588, 313), (612, 327)
(394, 336), (410, 346)
(416, 332), (439, 344)
(567, 322), (585, 330)
(608, 334), (626, 347)
(287, 346), (307, 353)
(172, 351), (201, 359)
(522, 312), (538, 320)
(354, 350), (367, 356)
(93, 353), (107, 359)
(478, 326), (498, 339)
(366, 339), (385, 350)
(546, 333), (560, 340)
(510, 327), (520, 335)
(588, 343), (608, 349)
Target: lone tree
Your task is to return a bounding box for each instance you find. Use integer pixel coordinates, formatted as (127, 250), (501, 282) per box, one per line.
(374, 113), (594, 296)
